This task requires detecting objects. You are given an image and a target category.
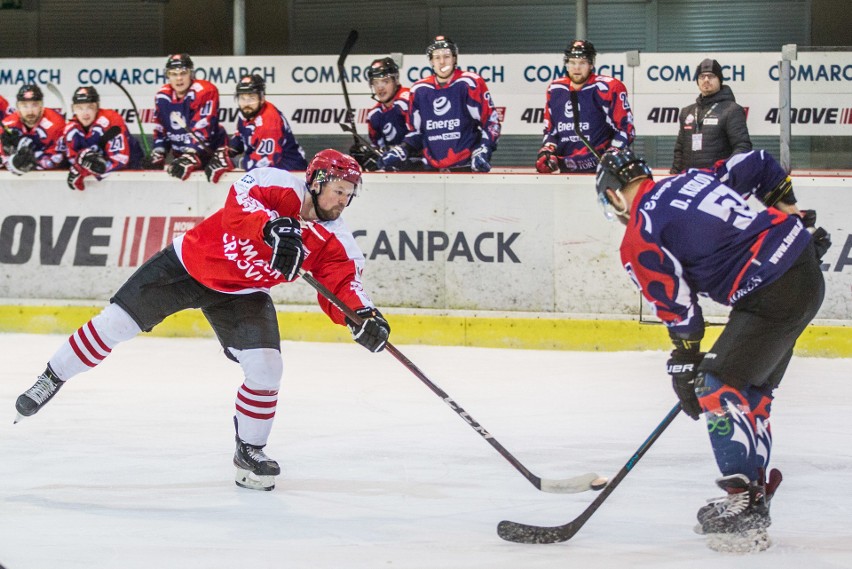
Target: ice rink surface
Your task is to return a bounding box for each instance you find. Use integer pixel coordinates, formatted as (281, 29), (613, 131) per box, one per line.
(1, 333), (850, 569)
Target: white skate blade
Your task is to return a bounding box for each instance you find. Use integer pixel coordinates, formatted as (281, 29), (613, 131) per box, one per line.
(706, 529), (772, 553)
(235, 468), (276, 491)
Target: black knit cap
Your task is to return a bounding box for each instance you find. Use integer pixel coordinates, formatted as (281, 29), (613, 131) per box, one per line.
(695, 58), (723, 83)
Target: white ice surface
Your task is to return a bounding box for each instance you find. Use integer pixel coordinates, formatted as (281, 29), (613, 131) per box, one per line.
(1, 333), (850, 569)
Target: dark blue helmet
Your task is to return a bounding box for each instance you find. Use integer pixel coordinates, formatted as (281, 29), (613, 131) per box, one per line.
(427, 35), (458, 59)
(564, 39), (597, 65)
(366, 57), (400, 81)
(72, 86), (100, 104)
(595, 148), (652, 216)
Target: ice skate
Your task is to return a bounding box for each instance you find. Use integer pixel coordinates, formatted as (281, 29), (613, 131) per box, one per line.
(14, 367), (65, 423)
(696, 471), (780, 553)
(233, 437), (280, 491)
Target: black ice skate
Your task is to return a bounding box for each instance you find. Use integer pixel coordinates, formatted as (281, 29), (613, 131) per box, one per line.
(14, 367), (65, 423)
(234, 437), (281, 491)
(696, 470), (781, 553)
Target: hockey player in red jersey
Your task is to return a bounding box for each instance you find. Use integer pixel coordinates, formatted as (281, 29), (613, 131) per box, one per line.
(1, 84), (66, 175)
(537, 40), (635, 174)
(205, 74), (307, 183)
(150, 53), (226, 180)
(378, 36), (501, 172)
(0, 94), (10, 118)
(15, 149), (391, 492)
(64, 86), (143, 190)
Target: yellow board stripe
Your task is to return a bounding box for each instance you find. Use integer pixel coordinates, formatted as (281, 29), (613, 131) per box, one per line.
(1, 305), (849, 357)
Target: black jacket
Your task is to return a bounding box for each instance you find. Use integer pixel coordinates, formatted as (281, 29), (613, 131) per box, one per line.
(671, 85), (752, 173)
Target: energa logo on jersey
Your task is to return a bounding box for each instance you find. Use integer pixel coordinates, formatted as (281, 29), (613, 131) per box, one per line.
(563, 101), (575, 119)
(382, 122), (398, 141)
(433, 96), (452, 117)
(169, 111), (187, 130)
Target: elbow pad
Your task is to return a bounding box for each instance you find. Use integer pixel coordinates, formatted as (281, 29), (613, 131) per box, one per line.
(762, 176), (797, 207)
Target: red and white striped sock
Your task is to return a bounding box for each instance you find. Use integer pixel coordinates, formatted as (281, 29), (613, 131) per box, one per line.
(47, 303), (141, 380)
(235, 383), (279, 446)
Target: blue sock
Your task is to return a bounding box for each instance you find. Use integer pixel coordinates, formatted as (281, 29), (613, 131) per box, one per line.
(697, 373), (773, 480)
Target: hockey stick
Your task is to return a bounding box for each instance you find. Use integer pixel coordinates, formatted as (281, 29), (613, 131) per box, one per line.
(570, 90), (601, 160)
(497, 402), (682, 544)
(45, 82), (68, 118)
(299, 270), (605, 494)
(337, 30), (362, 144)
(97, 125), (122, 150)
(109, 78), (152, 159)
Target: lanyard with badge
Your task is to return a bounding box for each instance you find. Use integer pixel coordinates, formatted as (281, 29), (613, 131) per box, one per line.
(692, 102), (718, 151)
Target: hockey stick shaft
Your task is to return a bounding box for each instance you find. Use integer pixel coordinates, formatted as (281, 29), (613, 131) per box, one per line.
(45, 82), (68, 118)
(570, 90), (601, 160)
(109, 78), (152, 159)
(337, 29), (361, 143)
(300, 270), (601, 494)
(497, 402), (682, 544)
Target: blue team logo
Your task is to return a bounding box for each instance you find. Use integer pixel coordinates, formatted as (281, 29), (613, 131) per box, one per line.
(433, 96), (452, 117)
(382, 122), (398, 141)
(564, 101), (574, 119)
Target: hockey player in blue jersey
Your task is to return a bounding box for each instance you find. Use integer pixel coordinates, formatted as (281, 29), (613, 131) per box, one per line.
(350, 57), (424, 172)
(595, 148), (830, 551)
(537, 40), (635, 174)
(205, 74), (308, 183)
(150, 53), (227, 180)
(378, 36), (501, 172)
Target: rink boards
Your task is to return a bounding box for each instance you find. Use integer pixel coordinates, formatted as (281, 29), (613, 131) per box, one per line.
(0, 170), (850, 355)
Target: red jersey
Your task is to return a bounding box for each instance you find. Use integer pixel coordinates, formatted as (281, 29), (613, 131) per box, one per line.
(173, 167), (374, 326)
(1, 107), (66, 170)
(0, 95), (10, 118)
(63, 109), (143, 171)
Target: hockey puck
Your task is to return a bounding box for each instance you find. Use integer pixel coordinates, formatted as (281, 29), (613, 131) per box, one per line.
(590, 477), (608, 491)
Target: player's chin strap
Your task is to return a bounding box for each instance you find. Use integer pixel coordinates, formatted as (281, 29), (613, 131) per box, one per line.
(298, 269), (605, 495)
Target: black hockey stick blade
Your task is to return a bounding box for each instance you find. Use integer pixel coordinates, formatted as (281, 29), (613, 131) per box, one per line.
(337, 29), (359, 68)
(298, 270), (603, 494)
(98, 126), (122, 150)
(337, 30), (360, 141)
(497, 402), (682, 544)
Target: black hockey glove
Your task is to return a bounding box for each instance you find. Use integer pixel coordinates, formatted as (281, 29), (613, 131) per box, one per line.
(1, 128), (21, 155)
(8, 144), (37, 176)
(346, 307), (390, 353)
(205, 146), (235, 183)
(666, 342), (705, 420)
(262, 216), (304, 281)
(800, 209), (832, 261)
(78, 149), (108, 176)
(168, 152), (202, 181)
(146, 149), (167, 170)
(349, 143), (379, 172)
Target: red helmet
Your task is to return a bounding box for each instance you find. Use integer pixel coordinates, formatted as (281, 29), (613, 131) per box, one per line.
(307, 149), (363, 191)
